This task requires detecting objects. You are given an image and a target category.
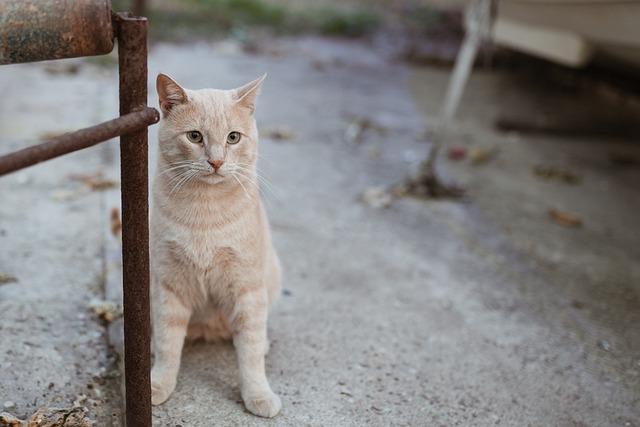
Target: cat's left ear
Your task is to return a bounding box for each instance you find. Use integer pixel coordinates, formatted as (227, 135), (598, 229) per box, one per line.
(233, 74), (266, 114)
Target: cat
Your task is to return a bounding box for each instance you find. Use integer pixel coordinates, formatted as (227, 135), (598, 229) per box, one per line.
(149, 73), (282, 418)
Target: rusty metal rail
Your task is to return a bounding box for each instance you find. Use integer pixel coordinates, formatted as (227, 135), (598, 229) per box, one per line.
(0, 108), (158, 176)
(0, 1), (154, 426)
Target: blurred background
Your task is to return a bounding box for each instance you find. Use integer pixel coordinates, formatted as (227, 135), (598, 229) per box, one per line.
(1, 0), (639, 426)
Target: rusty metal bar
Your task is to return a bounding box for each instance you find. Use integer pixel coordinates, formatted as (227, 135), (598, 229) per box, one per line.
(132, 0), (147, 17)
(115, 12), (152, 427)
(0, 108), (158, 176)
(0, 0), (114, 65)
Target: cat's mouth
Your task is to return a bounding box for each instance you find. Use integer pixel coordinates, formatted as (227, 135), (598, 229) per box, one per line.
(203, 171), (226, 183)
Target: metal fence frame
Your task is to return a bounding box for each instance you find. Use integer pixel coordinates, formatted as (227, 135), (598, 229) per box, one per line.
(0, 2), (154, 425)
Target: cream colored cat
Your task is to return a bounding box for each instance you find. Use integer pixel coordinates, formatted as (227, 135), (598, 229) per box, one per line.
(149, 73), (282, 418)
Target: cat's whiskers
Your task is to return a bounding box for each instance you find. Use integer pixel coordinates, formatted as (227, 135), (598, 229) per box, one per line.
(168, 171), (192, 195)
(165, 168), (195, 189)
(230, 173), (252, 200)
(162, 160), (212, 196)
(233, 162), (271, 185)
(233, 163), (281, 201)
(232, 167), (281, 204)
(169, 169), (200, 196)
(159, 160), (200, 176)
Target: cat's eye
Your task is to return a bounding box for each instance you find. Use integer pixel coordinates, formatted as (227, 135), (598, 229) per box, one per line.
(226, 131), (241, 145)
(186, 130), (203, 144)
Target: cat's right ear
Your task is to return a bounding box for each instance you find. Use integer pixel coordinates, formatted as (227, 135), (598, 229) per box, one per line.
(157, 74), (187, 117)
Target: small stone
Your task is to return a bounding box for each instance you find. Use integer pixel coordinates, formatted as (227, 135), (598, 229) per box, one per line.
(3, 401), (15, 409)
(597, 340), (611, 352)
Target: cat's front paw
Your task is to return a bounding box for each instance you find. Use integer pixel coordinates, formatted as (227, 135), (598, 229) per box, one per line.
(151, 371), (176, 406)
(242, 390), (282, 418)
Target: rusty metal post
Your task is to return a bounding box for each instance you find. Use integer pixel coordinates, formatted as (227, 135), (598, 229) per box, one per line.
(115, 12), (151, 427)
(132, 0), (146, 17)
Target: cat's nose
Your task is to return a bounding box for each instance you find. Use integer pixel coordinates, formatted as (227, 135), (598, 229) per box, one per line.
(209, 159), (224, 172)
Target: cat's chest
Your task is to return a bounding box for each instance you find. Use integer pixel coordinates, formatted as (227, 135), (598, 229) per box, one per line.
(176, 227), (239, 270)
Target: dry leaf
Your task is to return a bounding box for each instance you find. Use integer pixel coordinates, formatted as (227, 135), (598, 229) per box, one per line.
(110, 207), (122, 237)
(532, 165), (581, 184)
(448, 146), (467, 161)
(0, 273), (17, 285)
(1, 405), (93, 427)
(264, 126), (296, 141)
(68, 174), (117, 191)
(51, 189), (80, 201)
(0, 412), (22, 427)
(84, 177), (117, 190)
(549, 209), (582, 227)
(361, 187), (392, 209)
(390, 185), (408, 197)
(469, 146), (498, 165)
(89, 300), (122, 324)
(43, 62), (80, 75)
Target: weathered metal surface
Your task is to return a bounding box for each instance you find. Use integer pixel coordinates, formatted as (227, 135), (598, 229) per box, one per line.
(132, 0), (147, 17)
(115, 12), (152, 427)
(0, 0), (114, 65)
(0, 108), (159, 176)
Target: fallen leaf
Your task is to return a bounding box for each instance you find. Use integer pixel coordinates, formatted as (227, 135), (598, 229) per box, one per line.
(391, 184), (409, 197)
(549, 209), (582, 227)
(448, 146), (467, 161)
(51, 189), (81, 201)
(0, 273), (17, 285)
(532, 165), (581, 184)
(110, 208), (122, 237)
(44, 62), (80, 75)
(361, 187), (392, 209)
(263, 126), (296, 141)
(69, 174), (117, 191)
(85, 178), (117, 191)
(469, 146), (498, 165)
(88, 299), (122, 324)
(0, 412), (22, 427)
(1, 405), (93, 427)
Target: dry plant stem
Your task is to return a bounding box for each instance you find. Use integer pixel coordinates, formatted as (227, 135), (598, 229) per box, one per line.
(409, 134), (464, 198)
(407, 0), (492, 199)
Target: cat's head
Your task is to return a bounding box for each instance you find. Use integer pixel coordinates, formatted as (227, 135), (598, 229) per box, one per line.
(156, 73), (265, 187)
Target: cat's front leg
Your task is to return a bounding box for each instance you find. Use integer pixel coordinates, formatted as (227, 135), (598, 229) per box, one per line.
(230, 289), (281, 418)
(151, 286), (192, 405)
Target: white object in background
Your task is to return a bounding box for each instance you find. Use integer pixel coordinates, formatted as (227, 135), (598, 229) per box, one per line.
(493, 17), (593, 67)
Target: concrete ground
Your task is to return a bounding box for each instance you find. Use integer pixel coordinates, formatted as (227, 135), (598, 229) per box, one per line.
(1, 36), (638, 426)
(0, 63), (121, 424)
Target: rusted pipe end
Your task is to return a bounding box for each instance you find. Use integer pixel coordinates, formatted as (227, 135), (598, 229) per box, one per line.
(0, 0), (114, 65)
